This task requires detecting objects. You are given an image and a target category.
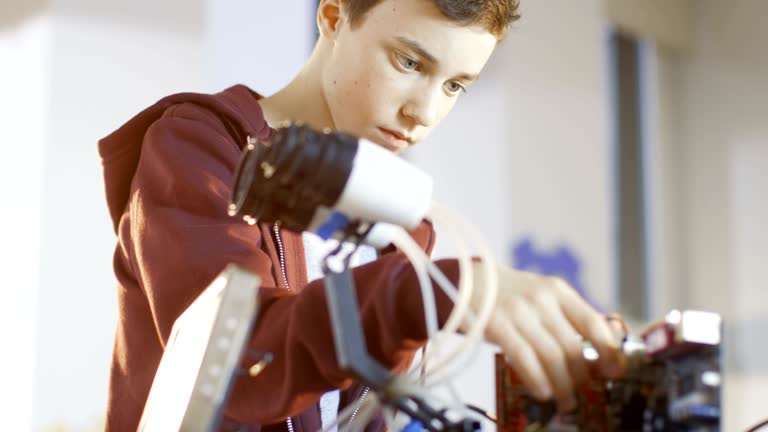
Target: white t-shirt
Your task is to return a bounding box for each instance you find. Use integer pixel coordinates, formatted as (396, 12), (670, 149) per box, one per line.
(302, 231), (377, 432)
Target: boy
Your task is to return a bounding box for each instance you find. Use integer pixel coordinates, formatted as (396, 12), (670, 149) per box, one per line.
(99, 0), (626, 430)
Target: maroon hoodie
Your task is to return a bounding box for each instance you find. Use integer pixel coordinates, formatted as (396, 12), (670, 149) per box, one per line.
(98, 85), (458, 431)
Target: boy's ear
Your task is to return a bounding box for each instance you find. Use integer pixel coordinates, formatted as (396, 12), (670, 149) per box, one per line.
(317, 0), (345, 41)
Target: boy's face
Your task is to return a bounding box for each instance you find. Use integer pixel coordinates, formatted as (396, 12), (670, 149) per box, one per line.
(321, 0), (498, 152)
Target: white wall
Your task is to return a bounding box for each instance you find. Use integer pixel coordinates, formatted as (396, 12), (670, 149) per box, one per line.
(0, 15), (49, 432)
(205, 0), (315, 96)
(676, 0), (768, 429)
(680, 0), (768, 317)
(29, 8), (205, 431)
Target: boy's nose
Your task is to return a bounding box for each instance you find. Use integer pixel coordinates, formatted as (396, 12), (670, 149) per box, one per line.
(402, 93), (440, 128)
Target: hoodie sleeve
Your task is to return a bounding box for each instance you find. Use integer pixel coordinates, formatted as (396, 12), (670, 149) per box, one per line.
(128, 102), (459, 424)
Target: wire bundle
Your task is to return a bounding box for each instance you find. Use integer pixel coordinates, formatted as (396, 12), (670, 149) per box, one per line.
(323, 201), (499, 431)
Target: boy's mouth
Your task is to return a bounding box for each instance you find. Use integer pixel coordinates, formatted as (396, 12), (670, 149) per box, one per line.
(378, 127), (412, 151)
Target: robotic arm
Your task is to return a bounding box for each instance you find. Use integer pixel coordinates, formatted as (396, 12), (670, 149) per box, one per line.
(229, 123), (481, 431)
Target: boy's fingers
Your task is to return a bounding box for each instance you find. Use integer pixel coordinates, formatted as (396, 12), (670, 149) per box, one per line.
(590, 318), (626, 378)
(552, 279), (625, 378)
(511, 307), (576, 411)
(606, 313), (629, 342)
(539, 302), (589, 386)
(491, 318), (553, 401)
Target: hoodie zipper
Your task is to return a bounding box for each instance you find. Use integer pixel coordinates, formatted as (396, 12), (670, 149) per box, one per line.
(273, 223), (296, 432)
(346, 387), (370, 427)
(272, 222), (369, 431)
(273, 223), (290, 291)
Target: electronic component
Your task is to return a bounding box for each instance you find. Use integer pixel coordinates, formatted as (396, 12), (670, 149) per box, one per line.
(495, 310), (722, 431)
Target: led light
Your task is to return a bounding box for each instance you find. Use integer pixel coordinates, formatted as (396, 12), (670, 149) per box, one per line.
(701, 371), (721, 387)
(583, 345), (599, 361)
(679, 311), (722, 345)
(666, 309), (682, 325)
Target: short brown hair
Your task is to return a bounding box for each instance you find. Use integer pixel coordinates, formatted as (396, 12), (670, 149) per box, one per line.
(343, 0), (521, 39)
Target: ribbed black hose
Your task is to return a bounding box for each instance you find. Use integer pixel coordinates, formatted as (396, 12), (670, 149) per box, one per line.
(229, 123), (359, 231)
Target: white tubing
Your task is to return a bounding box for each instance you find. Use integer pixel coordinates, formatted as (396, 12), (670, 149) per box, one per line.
(427, 206), (475, 338)
(391, 227), (439, 338)
(414, 204), (476, 382)
(421, 203), (498, 385)
(382, 202), (482, 385)
(390, 224), (473, 382)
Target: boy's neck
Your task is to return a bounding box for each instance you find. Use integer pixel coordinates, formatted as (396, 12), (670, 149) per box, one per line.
(258, 45), (336, 131)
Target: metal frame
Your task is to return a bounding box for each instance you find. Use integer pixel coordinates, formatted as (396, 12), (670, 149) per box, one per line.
(138, 265), (262, 432)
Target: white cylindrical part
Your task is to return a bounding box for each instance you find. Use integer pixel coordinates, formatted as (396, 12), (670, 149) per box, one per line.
(333, 139), (433, 230)
(364, 222), (400, 249)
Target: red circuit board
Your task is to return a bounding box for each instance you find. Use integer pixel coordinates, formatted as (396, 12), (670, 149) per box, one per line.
(495, 353), (610, 432)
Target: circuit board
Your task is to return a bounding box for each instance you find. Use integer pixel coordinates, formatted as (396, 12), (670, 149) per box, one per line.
(495, 310), (722, 432)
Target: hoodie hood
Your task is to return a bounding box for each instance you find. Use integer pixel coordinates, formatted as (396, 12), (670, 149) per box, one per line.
(98, 85), (271, 232)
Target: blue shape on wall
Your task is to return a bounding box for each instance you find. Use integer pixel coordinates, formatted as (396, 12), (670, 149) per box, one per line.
(512, 237), (598, 309)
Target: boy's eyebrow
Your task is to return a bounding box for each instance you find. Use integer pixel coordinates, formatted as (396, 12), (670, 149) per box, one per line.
(396, 37), (439, 65)
(395, 36), (480, 82)
(456, 72), (480, 83)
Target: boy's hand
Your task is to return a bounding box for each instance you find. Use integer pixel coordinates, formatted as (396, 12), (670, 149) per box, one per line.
(471, 263), (626, 413)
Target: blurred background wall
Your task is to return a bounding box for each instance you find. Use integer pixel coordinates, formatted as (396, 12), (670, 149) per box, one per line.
(0, 0), (765, 430)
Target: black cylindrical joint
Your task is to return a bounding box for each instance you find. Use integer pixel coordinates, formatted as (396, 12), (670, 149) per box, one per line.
(229, 123), (359, 231)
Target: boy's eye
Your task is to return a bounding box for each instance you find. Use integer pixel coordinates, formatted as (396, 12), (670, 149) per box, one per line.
(395, 53), (420, 72)
(445, 81), (467, 95)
